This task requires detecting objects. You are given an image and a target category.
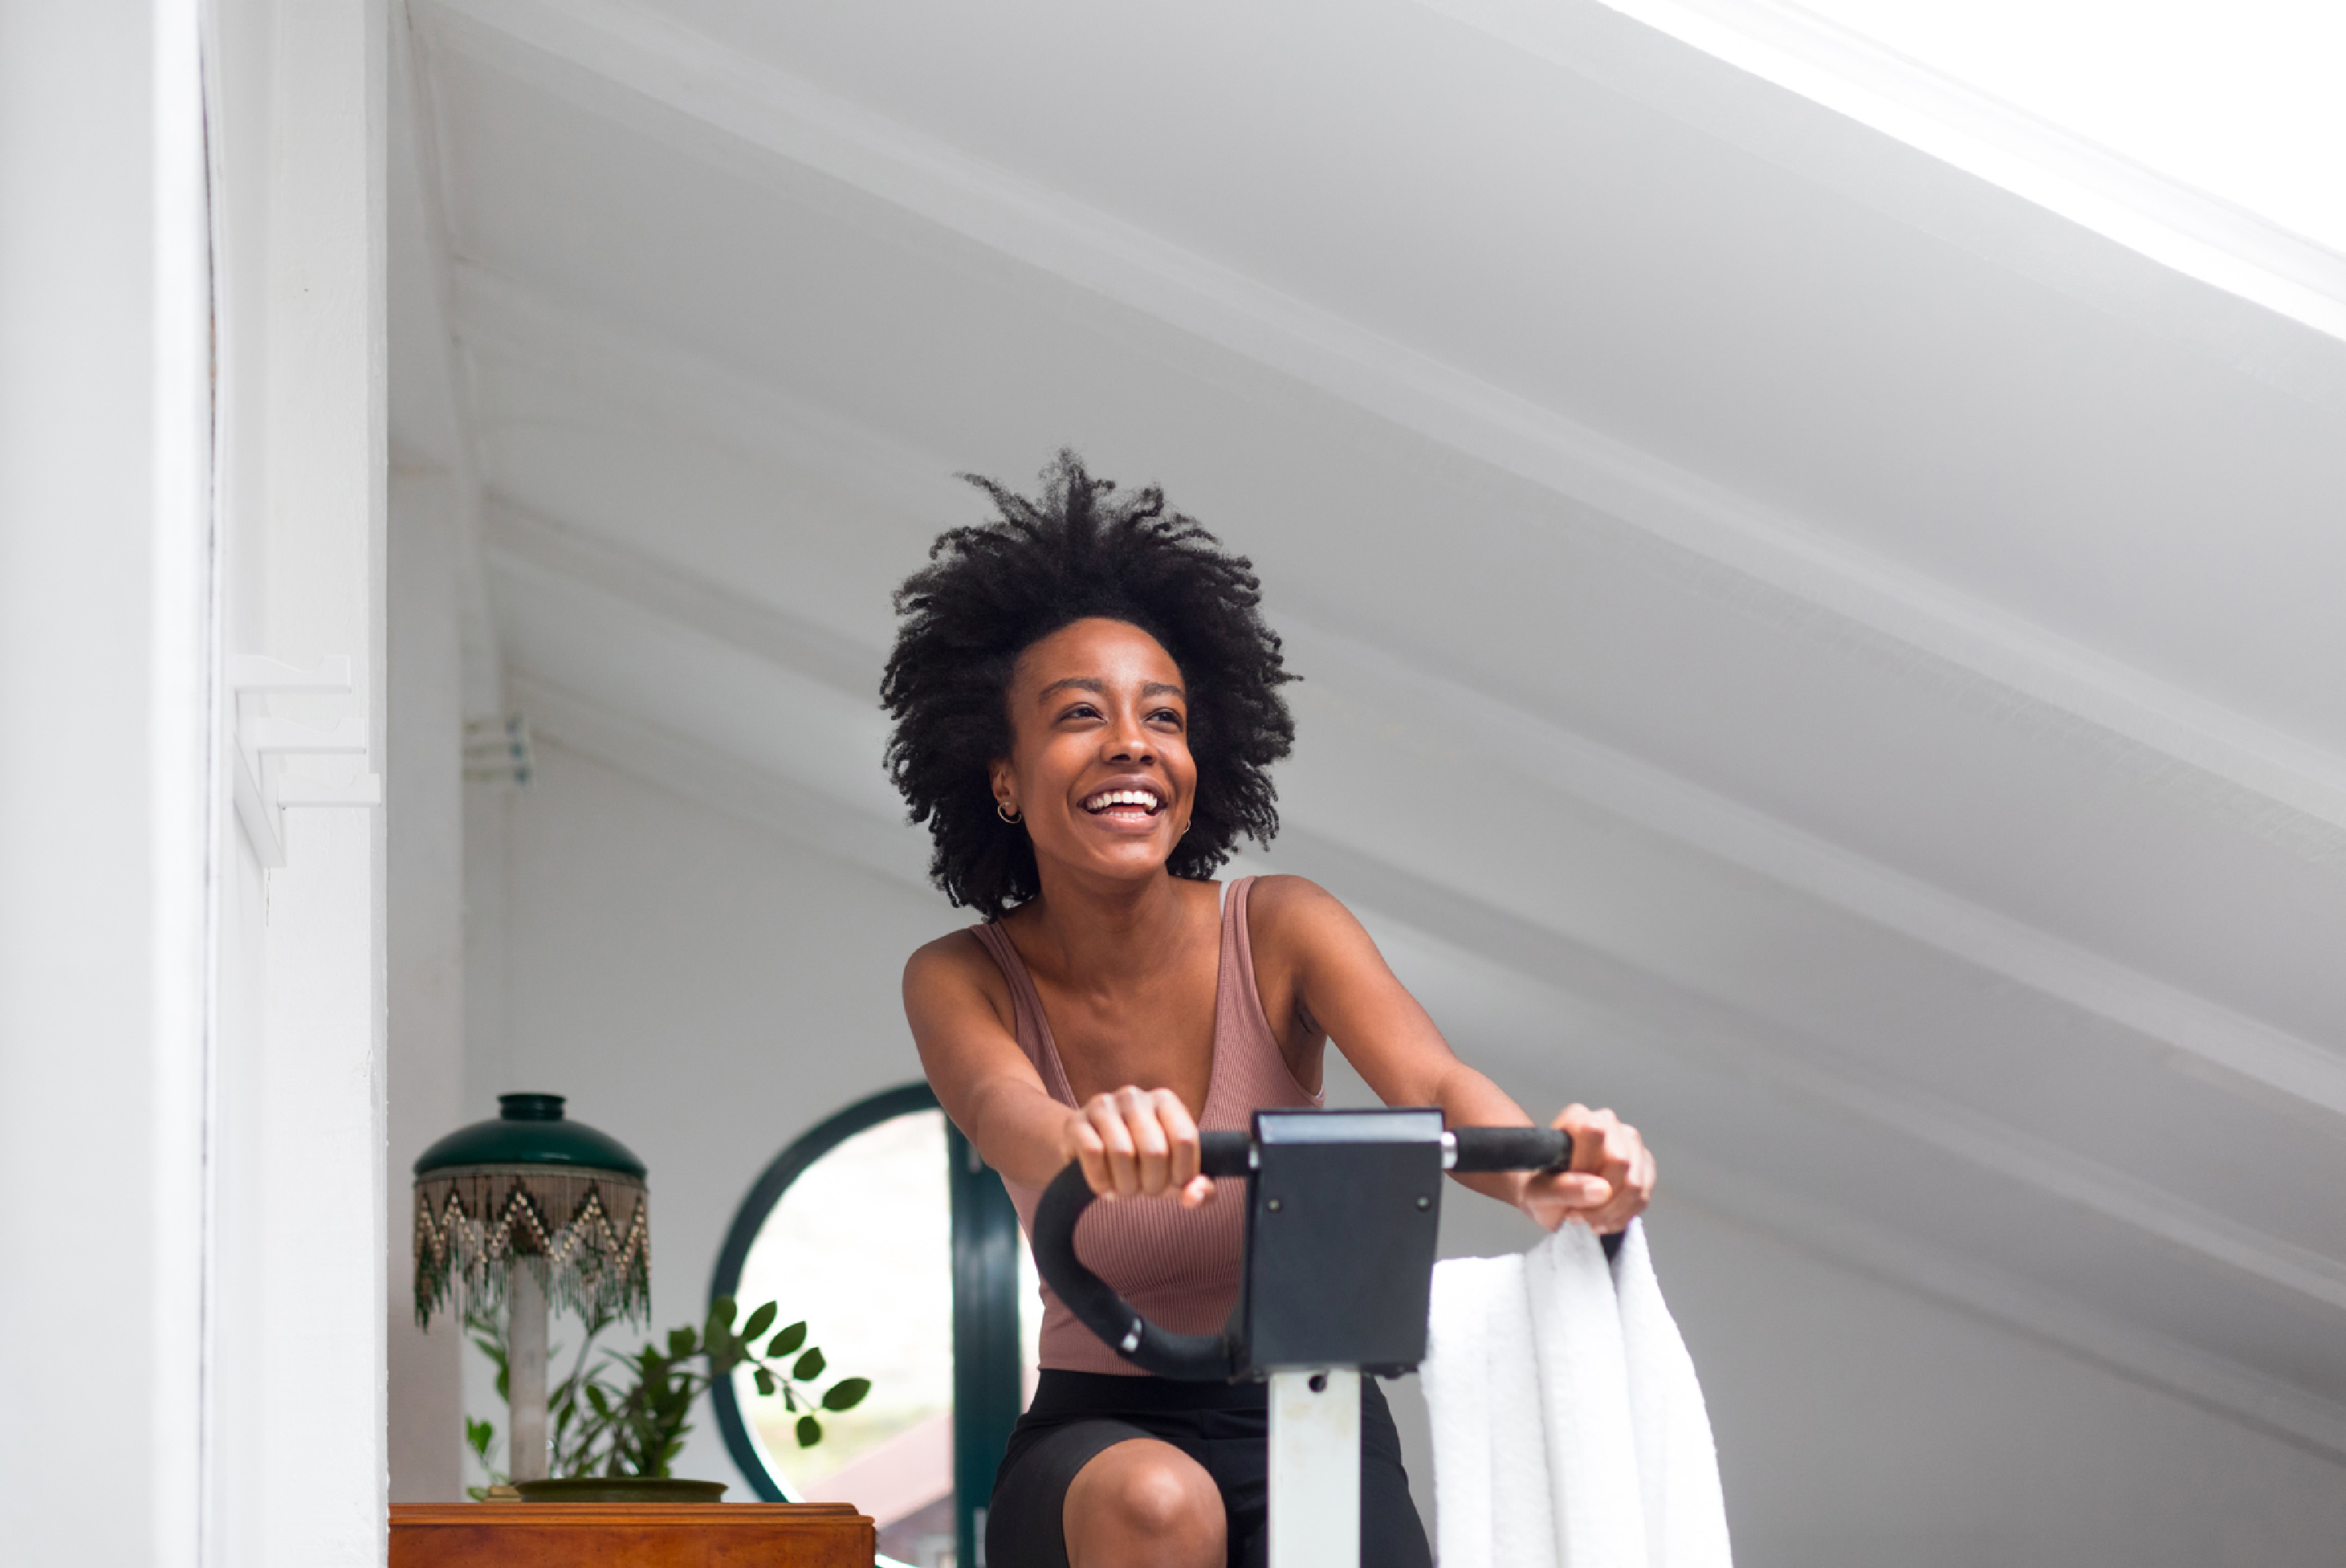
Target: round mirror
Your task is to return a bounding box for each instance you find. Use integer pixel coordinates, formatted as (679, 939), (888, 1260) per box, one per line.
(712, 1085), (1039, 1568)
(736, 1109), (952, 1524)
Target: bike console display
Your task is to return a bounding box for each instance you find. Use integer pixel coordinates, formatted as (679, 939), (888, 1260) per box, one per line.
(1242, 1109), (1445, 1376)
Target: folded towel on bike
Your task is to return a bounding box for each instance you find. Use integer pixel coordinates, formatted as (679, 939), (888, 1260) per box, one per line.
(1421, 1220), (1730, 1568)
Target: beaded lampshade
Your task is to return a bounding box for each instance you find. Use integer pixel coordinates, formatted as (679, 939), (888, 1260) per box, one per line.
(412, 1092), (651, 1329)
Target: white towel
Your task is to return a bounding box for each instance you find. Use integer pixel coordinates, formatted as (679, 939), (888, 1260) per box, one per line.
(1421, 1219), (1731, 1568)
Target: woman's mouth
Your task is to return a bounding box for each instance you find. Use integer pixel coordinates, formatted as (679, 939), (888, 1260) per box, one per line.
(1082, 787), (1165, 824)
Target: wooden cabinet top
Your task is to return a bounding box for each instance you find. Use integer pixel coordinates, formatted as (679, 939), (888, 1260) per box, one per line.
(390, 1502), (878, 1567)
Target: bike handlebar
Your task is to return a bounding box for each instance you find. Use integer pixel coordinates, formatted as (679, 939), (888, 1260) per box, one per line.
(1448, 1126), (1574, 1174)
(1030, 1123), (1575, 1381)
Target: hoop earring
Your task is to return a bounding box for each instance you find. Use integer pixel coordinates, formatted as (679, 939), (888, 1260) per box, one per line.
(996, 801), (1021, 824)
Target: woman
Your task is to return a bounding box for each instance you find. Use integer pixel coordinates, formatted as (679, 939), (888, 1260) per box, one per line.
(889, 455), (1654, 1568)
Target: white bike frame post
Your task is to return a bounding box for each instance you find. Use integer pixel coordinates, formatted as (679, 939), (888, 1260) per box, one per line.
(1267, 1367), (1360, 1568)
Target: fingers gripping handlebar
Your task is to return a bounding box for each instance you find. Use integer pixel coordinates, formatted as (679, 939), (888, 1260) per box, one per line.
(1029, 1123), (1574, 1381)
(1030, 1153), (1244, 1381)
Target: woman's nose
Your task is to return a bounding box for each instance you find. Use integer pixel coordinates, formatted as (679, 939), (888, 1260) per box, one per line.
(1104, 713), (1155, 762)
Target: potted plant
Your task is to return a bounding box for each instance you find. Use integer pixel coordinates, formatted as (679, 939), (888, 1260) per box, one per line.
(464, 1295), (870, 1501)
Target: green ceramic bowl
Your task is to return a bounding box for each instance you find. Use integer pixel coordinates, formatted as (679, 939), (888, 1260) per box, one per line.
(514, 1477), (728, 1504)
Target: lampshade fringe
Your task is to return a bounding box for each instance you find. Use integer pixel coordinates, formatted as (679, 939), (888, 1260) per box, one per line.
(414, 1166), (651, 1328)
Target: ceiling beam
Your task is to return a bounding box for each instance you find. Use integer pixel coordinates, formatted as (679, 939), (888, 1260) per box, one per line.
(450, 260), (977, 533)
(421, 0), (2346, 856)
(512, 671), (933, 894)
(486, 503), (878, 701)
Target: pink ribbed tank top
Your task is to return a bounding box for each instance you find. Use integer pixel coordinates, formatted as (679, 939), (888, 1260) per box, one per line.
(969, 876), (1324, 1375)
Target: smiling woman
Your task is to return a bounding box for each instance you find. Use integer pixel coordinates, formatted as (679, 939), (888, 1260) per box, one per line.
(881, 452), (1296, 920)
(884, 455), (1654, 1568)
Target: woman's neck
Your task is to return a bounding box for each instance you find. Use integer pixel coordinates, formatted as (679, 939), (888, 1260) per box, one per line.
(1010, 863), (1206, 995)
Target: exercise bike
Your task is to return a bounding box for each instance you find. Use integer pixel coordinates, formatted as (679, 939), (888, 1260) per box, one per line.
(1033, 1108), (1579, 1568)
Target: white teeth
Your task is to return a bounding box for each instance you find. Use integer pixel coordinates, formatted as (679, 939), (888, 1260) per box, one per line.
(1084, 788), (1162, 812)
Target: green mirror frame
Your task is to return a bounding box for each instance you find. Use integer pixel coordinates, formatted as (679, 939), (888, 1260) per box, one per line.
(710, 1083), (1023, 1568)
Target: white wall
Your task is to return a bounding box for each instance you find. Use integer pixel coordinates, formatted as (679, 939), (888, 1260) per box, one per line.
(207, 2), (389, 1561)
(2, 3), (392, 1561)
(459, 737), (963, 1491)
(472, 758), (2346, 1559)
(0, 3), (208, 1561)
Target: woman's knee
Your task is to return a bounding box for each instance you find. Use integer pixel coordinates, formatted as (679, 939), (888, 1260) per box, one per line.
(1066, 1440), (1223, 1565)
(1107, 1457), (1218, 1536)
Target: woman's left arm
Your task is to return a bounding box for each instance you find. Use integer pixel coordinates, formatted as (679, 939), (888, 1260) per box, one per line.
(1251, 876), (1654, 1234)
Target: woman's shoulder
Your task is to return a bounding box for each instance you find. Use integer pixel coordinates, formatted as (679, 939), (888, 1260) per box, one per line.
(1240, 872), (1343, 920)
(903, 925), (1012, 1006)
(1239, 873), (1361, 957)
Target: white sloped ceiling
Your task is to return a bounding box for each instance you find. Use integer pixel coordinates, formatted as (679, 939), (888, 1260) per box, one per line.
(392, 0), (2346, 1457)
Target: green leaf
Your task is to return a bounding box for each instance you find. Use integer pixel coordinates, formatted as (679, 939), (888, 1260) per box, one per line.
(586, 1385), (611, 1416)
(820, 1377), (871, 1412)
(795, 1414), (823, 1448)
(792, 1348), (826, 1381)
(709, 1296), (738, 1331)
(667, 1327), (696, 1359)
(740, 1302), (777, 1342)
(753, 1368), (776, 1398)
(767, 1321), (807, 1358)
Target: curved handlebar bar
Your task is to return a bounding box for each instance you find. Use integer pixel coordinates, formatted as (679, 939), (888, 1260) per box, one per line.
(1030, 1124), (1575, 1381)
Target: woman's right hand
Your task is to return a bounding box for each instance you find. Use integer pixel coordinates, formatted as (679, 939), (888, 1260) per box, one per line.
(1061, 1087), (1216, 1208)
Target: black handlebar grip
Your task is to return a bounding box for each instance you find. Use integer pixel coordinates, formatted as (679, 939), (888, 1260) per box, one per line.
(1030, 1162), (1239, 1381)
(1450, 1126), (1574, 1173)
(1198, 1130), (1252, 1178)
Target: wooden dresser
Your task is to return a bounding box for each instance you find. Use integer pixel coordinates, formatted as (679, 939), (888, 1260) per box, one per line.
(389, 1502), (876, 1566)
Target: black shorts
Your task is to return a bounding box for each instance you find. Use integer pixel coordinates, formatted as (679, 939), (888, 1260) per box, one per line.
(984, 1370), (1433, 1568)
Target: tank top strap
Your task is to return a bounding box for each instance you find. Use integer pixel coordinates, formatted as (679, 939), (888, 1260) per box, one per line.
(968, 922), (1077, 1105)
(1210, 876), (1326, 1117)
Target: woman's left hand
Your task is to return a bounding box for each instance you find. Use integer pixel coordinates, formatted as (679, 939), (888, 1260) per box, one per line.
(1518, 1105), (1654, 1234)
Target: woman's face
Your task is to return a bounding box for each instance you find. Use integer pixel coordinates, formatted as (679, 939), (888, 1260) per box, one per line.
(992, 617), (1197, 891)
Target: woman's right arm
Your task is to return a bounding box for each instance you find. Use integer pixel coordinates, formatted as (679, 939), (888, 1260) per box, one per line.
(903, 933), (1214, 1206)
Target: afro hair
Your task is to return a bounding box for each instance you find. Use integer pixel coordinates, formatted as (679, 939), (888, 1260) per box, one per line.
(881, 451), (1297, 917)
